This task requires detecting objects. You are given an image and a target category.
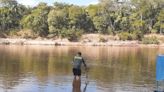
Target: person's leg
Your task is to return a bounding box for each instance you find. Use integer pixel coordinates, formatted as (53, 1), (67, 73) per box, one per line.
(76, 76), (80, 80)
(76, 69), (81, 80)
(73, 68), (81, 92)
(73, 68), (77, 80)
(76, 76), (81, 89)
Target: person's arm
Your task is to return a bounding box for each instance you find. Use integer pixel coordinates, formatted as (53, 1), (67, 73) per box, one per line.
(72, 57), (74, 65)
(82, 58), (87, 69)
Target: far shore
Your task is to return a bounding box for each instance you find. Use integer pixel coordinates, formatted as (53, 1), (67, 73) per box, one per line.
(0, 38), (164, 47)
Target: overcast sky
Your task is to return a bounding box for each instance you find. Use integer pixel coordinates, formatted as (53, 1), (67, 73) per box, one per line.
(16, 0), (99, 6)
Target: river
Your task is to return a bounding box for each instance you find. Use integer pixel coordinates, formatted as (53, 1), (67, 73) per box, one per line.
(0, 45), (163, 92)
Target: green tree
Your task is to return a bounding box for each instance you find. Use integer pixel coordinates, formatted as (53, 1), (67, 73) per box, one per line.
(154, 9), (164, 34)
(68, 5), (94, 32)
(0, 0), (27, 32)
(21, 3), (50, 36)
(48, 4), (69, 35)
(86, 4), (99, 18)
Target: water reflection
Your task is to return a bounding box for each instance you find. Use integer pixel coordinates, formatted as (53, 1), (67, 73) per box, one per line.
(72, 78), (81, 92)
(0, 45), (163, 92)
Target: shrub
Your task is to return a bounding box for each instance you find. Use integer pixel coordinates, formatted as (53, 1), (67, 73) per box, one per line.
(16, 29), (37, 39)
(60, 29), (83, 41)
(0, 32), (7, 38)
(132, 31), (143, 41)
(8, 29), (19, 37)
(118, 31), (144, 41)
(99, 37), (108, 42)
(118, 32), (129, 41)
(151, 29), (158, 33)
(142, 36), (159, 44)
(118, 32), (136, 41)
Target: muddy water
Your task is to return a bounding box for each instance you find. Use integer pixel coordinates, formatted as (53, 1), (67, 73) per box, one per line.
(0, 45), (163, 92)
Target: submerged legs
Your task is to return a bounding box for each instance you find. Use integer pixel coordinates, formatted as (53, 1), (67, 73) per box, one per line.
(72, 76), (81, 92)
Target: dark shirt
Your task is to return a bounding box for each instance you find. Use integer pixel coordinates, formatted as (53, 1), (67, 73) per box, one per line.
(73, 56), (86, 69)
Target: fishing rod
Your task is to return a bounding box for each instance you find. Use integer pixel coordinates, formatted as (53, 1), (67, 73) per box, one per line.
(83, 67), (89, 92)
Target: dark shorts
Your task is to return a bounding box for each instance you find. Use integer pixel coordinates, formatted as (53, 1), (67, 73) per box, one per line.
(73, 68), (81, 76)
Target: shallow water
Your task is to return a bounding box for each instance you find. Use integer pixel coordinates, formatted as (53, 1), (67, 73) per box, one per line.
(0, 45), (163, 92)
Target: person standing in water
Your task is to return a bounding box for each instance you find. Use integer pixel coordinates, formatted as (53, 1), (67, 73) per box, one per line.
(72, 52), (87, 80)
(72, 52), (88, 92)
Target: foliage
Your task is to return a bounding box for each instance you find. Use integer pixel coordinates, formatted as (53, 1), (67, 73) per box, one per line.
(16, 29), (37, 38)
(118, 32), (131, 41)
(118, 31), (143, 41)
(142, 36), (159, 44)
(0, 0), (27, 32)
(0, 0), (164, 41)
(60, 29), (83, 41)
(99, 37), (108, 42)
(20, 3), (50, 37)
(48, 5), (69, 34)
(68, 5), (94, 32)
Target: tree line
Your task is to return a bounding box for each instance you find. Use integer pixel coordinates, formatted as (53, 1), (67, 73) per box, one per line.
(0, 0), (164, 41)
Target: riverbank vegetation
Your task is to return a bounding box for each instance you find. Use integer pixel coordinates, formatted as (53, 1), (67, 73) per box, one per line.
(0, 0), (164, 43)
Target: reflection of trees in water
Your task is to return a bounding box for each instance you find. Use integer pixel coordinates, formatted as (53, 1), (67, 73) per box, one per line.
(88, 47), (159, 86)
(0, 56), (25, 90)
(0, 46), (164, 90)
(0, 46), (74, 87)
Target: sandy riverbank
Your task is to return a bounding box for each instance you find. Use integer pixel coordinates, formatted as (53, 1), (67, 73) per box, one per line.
(0, 34), (164, 47)
(0, 38), (164, 47)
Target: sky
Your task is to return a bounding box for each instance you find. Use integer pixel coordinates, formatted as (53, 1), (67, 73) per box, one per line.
(16, 0), (99, 7)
